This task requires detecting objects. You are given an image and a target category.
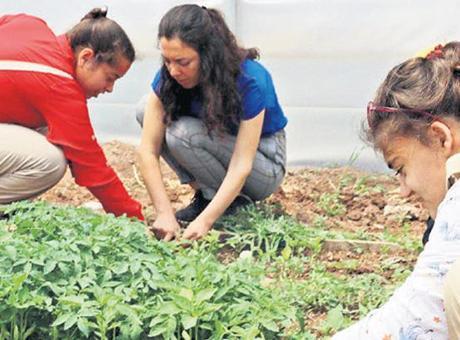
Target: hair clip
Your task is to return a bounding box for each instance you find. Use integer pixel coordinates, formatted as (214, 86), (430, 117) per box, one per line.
(426, 44), (444, 60)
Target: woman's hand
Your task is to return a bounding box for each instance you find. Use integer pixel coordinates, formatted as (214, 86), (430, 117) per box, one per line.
(182, 218), (212, 241)
(151, 212), (181, 241)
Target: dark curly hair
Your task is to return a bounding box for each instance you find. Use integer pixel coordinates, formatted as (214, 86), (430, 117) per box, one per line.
(157, 4), (259, 134)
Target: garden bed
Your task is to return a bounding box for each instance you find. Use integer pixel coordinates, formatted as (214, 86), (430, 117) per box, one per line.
(0, 141), (429, 338)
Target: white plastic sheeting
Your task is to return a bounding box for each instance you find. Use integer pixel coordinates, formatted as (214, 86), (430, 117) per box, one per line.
(2, 1), (460, 169)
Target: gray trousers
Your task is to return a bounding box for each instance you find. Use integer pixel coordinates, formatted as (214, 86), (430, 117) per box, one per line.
(0, 124), (67, 203)
(136, 105), (286, 201)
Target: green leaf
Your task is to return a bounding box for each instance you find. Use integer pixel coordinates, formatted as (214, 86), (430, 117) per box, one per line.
(326, 305), (344, 330)
(23, 261), (32, 273)
(281, 245), (292, 260)
(196, 288), (216, 304)
(158, 302), (180, 315)
(77, 318), (91, 337)
(141, 269), (151, 281)
(261, 319), (279, 332)
(179, 288), (194, 301)
(116, 304), (142, 325)
(149, 315), (168, 328)
(5, 245), (16, 259)
(148, 321), (169, 337)
(44, 260), (57, 274)
(78, 307), (98, 317)
(181, 330), (192, 340)
(182, 315), (197, 330)
(61, 295), (85, 305)
(112, 262), (129, 275)
(130, 261), (141, 274)
(63, 314), (78, 330)
(52, 314), (70, 327)
(12, 272), (28, 290)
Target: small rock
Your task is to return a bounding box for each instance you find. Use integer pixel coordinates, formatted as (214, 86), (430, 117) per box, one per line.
(82, 201), (103, 211)
(383, 204), (419, 220)
(371, 196), (386, 209)
(239, 250), (253, 260)
(348, 210), (361, 221)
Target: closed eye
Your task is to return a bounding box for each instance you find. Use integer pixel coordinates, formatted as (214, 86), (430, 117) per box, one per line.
(177, 60), (191, 67)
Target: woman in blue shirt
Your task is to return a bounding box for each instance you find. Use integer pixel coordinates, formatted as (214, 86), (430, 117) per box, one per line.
(136, 4), (287, 241)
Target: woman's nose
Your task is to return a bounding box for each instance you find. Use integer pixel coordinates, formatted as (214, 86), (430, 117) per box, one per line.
(169, 64), (181, 78)
(106, 82), (114, 93)
(399, 177), (412, 197)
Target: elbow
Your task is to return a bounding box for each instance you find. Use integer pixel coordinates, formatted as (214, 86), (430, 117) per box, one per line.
(241, 164), (253, 178)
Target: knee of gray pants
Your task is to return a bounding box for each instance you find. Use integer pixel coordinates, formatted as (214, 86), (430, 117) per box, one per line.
(165, 116), (207, 152)
(135, 94), (150, 128)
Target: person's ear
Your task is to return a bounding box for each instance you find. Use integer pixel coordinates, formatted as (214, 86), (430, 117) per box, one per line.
(430, 121), (454, 156)
(76, 48), (95, 68)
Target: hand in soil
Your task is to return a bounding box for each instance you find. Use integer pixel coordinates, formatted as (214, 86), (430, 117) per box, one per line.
(151, 212), (181, 241)
(182, 218), (212, 241)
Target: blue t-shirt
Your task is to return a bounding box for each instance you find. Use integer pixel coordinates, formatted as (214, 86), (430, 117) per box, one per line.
(151, 59), (287, 135)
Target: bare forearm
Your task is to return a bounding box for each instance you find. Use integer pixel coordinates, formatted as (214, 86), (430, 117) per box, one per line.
(198, 163), (251, 224)
(137, 151), (174, 216)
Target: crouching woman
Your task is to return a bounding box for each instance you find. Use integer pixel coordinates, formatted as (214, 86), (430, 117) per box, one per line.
(136, 5), (287, 240)
(0, 8), (143, 219)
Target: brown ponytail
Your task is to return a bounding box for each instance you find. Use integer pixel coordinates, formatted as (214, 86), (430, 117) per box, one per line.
(67, 7), (135, 65)
(81, 7), (108, 21)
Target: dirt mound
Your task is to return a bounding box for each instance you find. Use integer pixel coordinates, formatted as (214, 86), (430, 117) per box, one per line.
(41, 140), (427, 238)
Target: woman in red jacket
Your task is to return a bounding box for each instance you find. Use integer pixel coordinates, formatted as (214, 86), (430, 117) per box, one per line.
(0, 8), (143, 220)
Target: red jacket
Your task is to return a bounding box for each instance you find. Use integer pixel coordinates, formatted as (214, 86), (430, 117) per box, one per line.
(0, 14), (144, 220)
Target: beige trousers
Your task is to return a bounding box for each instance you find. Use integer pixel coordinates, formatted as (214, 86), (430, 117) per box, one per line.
(444, 258), (460, 339)
(0, 124), (67, 203)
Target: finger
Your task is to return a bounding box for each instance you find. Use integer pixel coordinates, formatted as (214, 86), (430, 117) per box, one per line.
(163, 231), (175, 242)
(152, 227), (165, 240)
(180, 239), (192, 248)
(182, 230), (196, 240)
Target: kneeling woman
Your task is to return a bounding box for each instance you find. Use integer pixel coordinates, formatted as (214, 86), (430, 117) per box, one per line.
(137, 4), (287, 240)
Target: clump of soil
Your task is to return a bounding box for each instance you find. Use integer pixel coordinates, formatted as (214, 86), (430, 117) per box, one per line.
(41, 140), (428, 239)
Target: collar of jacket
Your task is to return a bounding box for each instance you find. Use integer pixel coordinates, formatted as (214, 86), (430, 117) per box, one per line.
(446, 153), (460, 189)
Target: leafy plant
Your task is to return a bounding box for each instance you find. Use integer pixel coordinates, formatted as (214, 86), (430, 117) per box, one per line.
(0, 199), (418, 339)
(0, 202), (297, 339)
(318, 193), (346, 217)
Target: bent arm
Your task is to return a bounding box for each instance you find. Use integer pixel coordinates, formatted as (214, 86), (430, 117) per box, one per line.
(34, 79), (143, 220)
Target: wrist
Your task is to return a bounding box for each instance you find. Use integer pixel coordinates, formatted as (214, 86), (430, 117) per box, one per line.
(195, 213), (214, 229)
(156, 208), (175, 218)
(153, 198), (174, 216)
